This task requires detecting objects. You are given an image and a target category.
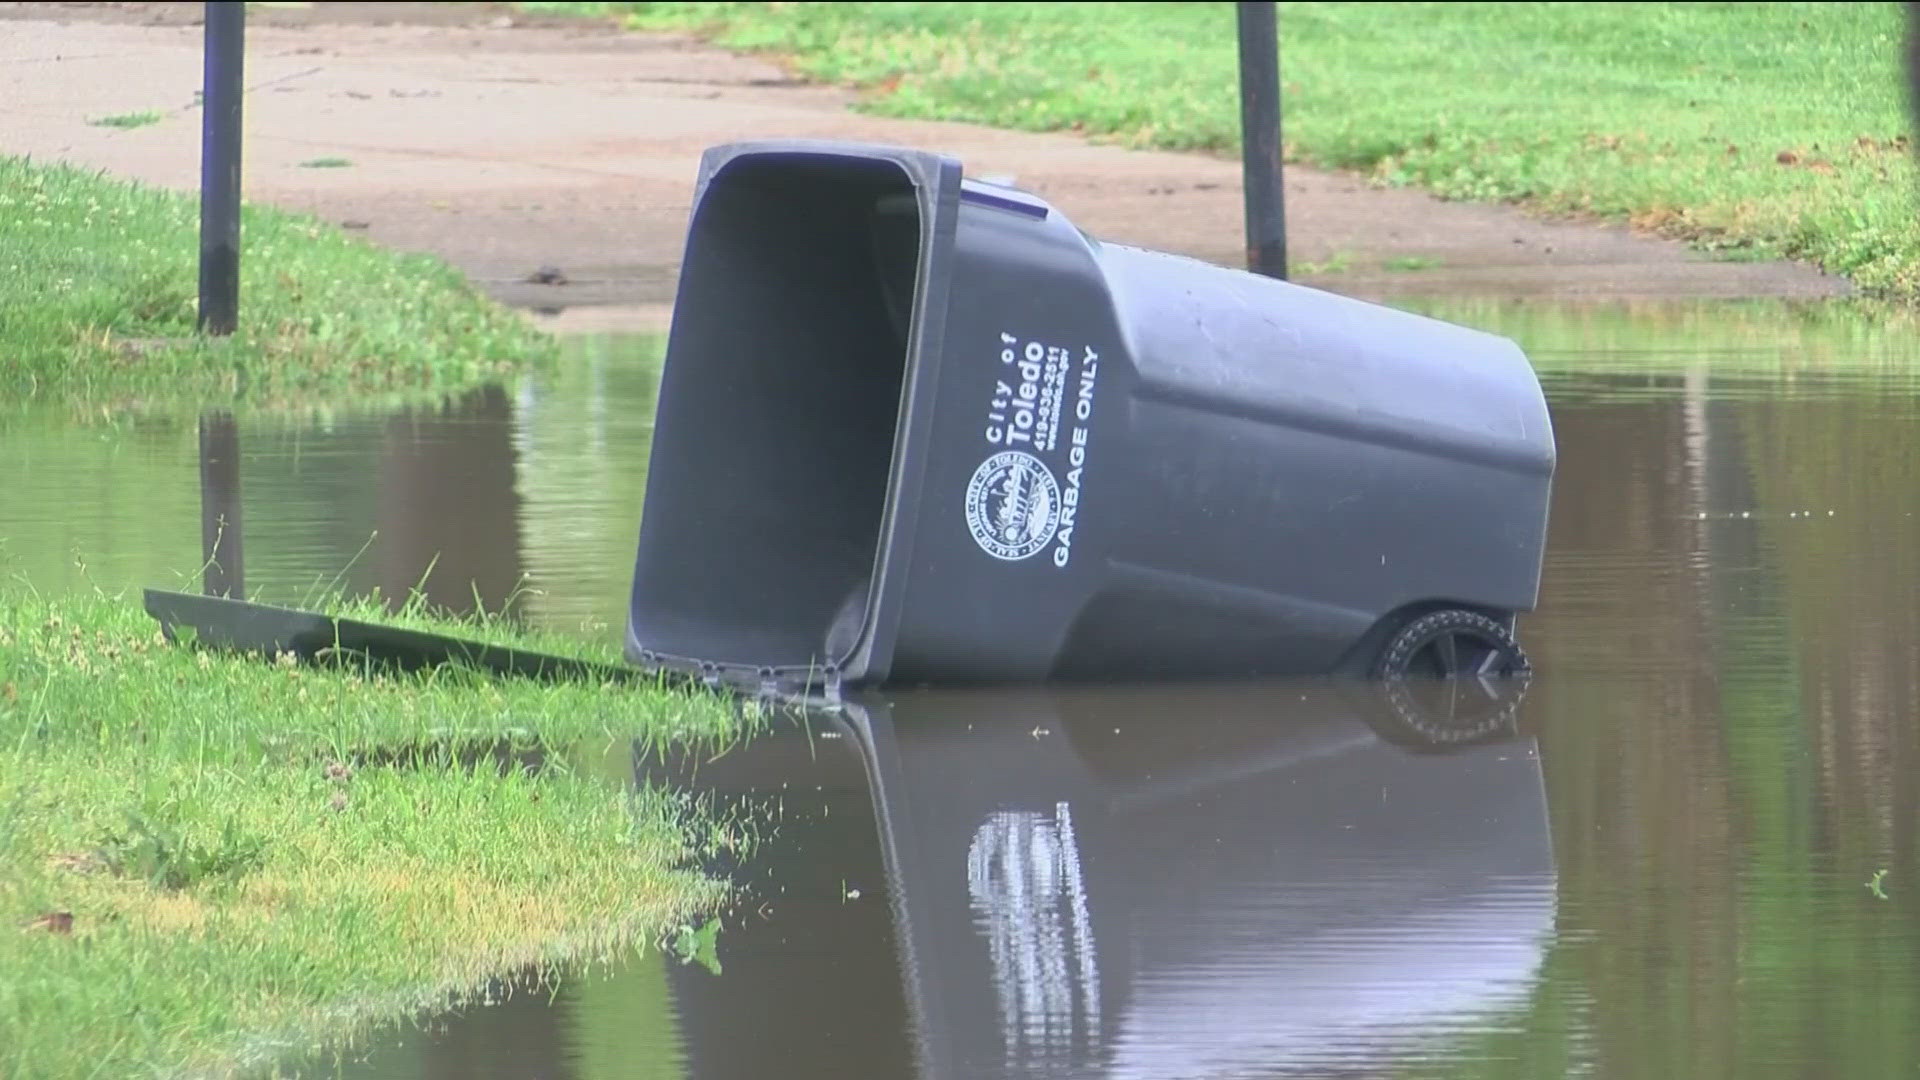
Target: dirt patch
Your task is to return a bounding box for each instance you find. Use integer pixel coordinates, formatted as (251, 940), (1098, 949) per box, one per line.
(1, 1), (1848, 334)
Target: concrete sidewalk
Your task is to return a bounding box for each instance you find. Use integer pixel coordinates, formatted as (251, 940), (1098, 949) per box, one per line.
(0, 1), (1848, 333)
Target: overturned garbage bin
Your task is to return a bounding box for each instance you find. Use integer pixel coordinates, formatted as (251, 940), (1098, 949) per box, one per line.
(627, 140), (1555, 695)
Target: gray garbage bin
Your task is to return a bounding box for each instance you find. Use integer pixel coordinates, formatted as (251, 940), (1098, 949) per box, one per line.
(626, 140), (1555, 695)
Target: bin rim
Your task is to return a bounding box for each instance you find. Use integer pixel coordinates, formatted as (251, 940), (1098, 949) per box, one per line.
(635, 139), (969, 698)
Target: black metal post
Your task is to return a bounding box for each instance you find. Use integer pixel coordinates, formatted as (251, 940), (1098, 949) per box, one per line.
(1236, 1), (1287, 280)
(1907, 2), (1920, 163)
(199, 412), (245, 598)
(198, 1), (245, 335)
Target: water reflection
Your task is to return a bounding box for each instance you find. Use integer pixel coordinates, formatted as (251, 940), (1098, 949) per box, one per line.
(368, 383), (528, 619)
(177, 385), (528, 614)
(308, 682), (1551, 1080)
(12, 302), (1920, 1078)
(2, 337), (659, 634)
(818, 684), (1557, 1080)
(629, 680), (1559, 1076)
(199, 410), (245, 597)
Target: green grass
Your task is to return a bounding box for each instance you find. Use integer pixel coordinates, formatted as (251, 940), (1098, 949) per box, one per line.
(0, 577), (755, 1080)
(298, 157), (354, 169)
(87, 111), (164, 130)
(1296, 249), (1354, 274)
(0, 154), (556, 412)
(565, 1), (1920, 298)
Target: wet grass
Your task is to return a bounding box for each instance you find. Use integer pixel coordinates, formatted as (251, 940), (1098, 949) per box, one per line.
(0, 154), (556, 411)
(0, 577), (752, 1080)
(564, 2), (1920, 299)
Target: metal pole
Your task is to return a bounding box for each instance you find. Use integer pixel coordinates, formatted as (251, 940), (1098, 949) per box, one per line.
(199, 412), (246, 599)
(198, 1), (245, 335)
(1907, 2), (1920, 164)
(1236, 1), (1287, 279)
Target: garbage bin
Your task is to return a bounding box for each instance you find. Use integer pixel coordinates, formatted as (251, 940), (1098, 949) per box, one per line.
(626, 139), (1555, 695)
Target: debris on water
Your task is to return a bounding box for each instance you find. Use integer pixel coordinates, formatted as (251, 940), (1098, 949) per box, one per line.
(526, 264), (568, 285)
(1867, 869), (1890, 900)
(668, 920), (722, 975)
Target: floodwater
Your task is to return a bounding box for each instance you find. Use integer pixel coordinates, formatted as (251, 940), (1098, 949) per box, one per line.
(10, 298), (1920, 1078)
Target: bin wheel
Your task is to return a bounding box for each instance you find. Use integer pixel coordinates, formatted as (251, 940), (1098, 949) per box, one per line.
(1371, 609), (1530, 744)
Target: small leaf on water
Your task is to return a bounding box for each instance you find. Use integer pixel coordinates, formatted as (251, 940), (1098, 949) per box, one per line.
(1866, 869), (1890, 900)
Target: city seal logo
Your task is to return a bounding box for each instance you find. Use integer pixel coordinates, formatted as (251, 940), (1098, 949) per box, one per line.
(965, 450), (1061, 561)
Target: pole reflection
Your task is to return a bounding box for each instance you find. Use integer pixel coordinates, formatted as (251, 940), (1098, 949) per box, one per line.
(198, 410), (245, 598)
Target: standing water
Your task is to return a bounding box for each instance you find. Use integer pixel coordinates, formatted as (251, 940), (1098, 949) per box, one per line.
(8, 299), (1920, 1078)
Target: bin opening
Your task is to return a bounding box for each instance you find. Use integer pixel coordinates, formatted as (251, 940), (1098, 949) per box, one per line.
(629, 154), (924, 674)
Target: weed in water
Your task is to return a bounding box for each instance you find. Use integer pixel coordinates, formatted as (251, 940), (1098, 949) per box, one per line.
(1867, 868), (1890, 900)
(666, 918), (723, 975)
(299, 157), (353, 169)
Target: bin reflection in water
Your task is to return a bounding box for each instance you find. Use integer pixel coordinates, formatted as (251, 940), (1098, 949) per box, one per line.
(644, 680), (1556, 1078)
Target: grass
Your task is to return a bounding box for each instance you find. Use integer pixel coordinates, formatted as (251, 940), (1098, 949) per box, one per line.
(87, 111), (164, 130)
(1295, 249), (1354, 275)
(553, 1), (1920, 299)
(298, 157), (354, 169)
(0, 575), (757, 1080)
(0, 154), (556, 412)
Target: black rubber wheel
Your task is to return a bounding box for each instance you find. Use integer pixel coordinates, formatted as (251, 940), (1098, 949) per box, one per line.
(1370, 609), (1531, 746)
